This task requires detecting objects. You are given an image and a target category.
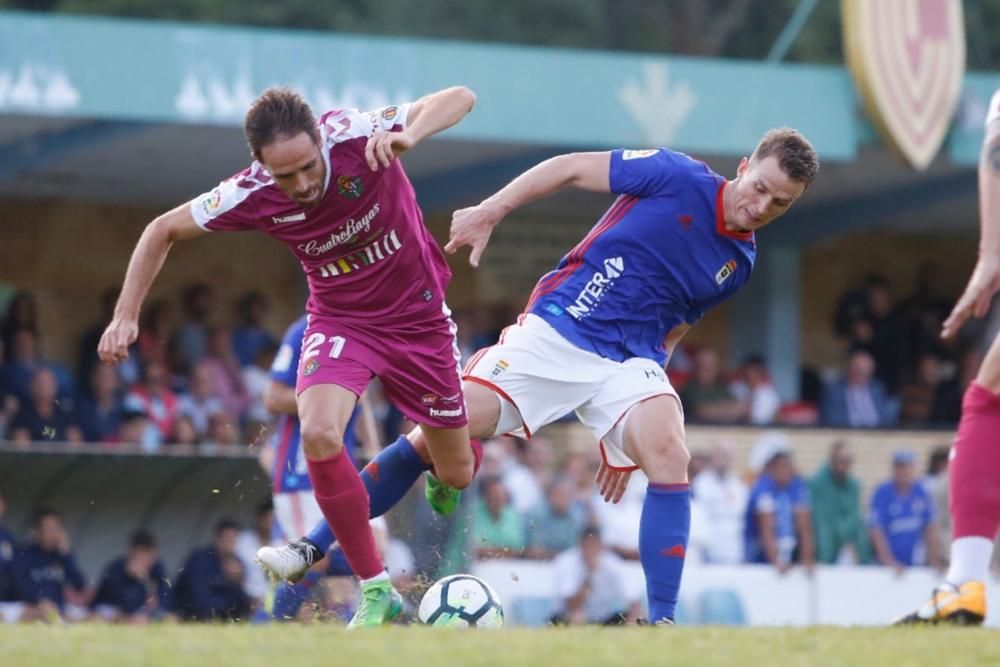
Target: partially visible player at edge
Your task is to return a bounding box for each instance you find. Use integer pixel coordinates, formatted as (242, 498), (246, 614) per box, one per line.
(97, 85), (479, 628)
(897, 89), (1000, 626)
(263, 129), (819, 624)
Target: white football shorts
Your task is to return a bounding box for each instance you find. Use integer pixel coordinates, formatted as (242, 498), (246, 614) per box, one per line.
(463, 314), (681, 470)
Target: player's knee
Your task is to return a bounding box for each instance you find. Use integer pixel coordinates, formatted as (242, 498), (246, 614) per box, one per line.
(436, 462), (474, 490)
(299, 422), (345, 459)
(636, 430), (689, 480)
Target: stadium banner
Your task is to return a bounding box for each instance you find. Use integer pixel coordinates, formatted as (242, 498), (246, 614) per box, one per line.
(0, 10), (856, 160)
(842, 0), (965, 170)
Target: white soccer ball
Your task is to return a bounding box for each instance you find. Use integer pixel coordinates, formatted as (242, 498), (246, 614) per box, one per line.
(417, 574), (504, 628)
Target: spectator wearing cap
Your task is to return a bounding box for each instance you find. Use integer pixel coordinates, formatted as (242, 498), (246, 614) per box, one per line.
(90, 530), (174, 623)
(809, 441), (870, 565)
(820, 347), (899, 428)
(744, 444), (814, 573)
(550, 526), (640, 625)
(869, 451), (942, 573)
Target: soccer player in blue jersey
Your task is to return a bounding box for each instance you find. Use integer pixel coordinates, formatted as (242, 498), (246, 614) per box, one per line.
(260, 129), (818, 624)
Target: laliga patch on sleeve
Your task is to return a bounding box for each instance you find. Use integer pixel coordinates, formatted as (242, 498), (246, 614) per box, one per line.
(622, 149), (660, 160)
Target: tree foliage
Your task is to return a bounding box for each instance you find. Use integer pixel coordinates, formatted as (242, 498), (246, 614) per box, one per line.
(2, 0), (998, 68)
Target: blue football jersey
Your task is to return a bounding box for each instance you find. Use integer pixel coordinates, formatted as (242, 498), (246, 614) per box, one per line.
(270, 315), (360, 493)
(528, 148), (756, 365)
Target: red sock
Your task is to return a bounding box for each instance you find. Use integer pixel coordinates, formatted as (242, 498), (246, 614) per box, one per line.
(306, 450), (384, 580)
(950, 382), (1000, 540)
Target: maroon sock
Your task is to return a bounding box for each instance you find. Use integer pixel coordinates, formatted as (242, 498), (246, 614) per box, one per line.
(306, 450), (384, 580)
(950, 382), (1000, 539)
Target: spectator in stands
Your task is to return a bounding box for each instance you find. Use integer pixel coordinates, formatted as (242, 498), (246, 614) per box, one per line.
(691, 441), (748, 564)
(75, 288), (120, 397)
(834, 274), (903, 392)
(90, 530), (173, 623)
(241, 341), (277, 439)
(172, 282), (213, 376)
(551, 526), (640, 625)
(922, 446), (952, 553)
(204, 411), (240, 448)
(730, 354), (782, 425)
(0, 290), (39, 362)
(591, 470), (646, 562)
(76, 362), (124, 443)
(177, 362), (223, 439)
(820, 347), (898, 428)
(137, 299), (175, 373)
(234, 500), (276, 607)
(898, 352), (961, 426)
(0, 387), (17, 442)
(504, 436), (551, 514)
(201, 326), (249, 421)
(869, 451), (942, 573)
(169, 414), (200, 446)
(679, 347), (743, 423)
(231, 291), (275, 368)
(744, 446), (814, 573)
(1, 330), (72, 405)
(174, 518), (251, 621)
(470, 476), (526, 560)
(525, 476), (588, 560)
(8, 368), (83, 445)
(0, 486), (20, 622)
(124, 360), (178, 448)
(808, 441), (870, 565)
(10, 508), (90, 620)
(115, 409), (155, 449)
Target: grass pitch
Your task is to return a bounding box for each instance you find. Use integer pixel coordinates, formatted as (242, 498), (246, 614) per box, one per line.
(2, 624), (997, 667)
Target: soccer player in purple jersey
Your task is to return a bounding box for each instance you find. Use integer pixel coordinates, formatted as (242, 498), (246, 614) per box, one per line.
(98, 85), (479, 627)
(273, 130), (818, 624)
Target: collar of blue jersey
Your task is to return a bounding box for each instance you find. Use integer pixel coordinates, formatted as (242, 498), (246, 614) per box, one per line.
(714, 180), (754, 243)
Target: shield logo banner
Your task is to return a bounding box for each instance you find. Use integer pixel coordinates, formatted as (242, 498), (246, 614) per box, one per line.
(843, 0), (965, 170)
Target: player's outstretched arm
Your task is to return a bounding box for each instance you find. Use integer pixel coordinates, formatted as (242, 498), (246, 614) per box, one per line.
(943, 117), (1000, 338)
(365, 86), (476, 170)
(446, 152), (612, 267)
(98, 204), (206, 363)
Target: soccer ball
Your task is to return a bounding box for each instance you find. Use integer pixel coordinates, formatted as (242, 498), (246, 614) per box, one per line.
(417, 574), (504, 628)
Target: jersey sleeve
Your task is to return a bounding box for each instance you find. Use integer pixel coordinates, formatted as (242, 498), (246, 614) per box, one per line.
(190, 164), (268, 232)
(269, 319), (306, 387)
(986, 89), (1000, 128)
(609, 148), (684, 198)
(318, 103), (414, 144)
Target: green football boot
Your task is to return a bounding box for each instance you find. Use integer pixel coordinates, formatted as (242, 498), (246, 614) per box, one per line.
(347, 578), (403, 629)
(424, 472), (462, 516)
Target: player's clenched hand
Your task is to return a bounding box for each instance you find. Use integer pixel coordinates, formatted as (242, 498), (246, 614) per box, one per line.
(98, 318), (138, 363)
(595, 461), (631, 504)
(942, 256), (1000, 339)
(445, 202), (505, 268)
(365, 131), (414, 171)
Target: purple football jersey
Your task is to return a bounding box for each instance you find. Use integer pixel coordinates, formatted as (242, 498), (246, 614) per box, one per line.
(190, 104), (452, 326)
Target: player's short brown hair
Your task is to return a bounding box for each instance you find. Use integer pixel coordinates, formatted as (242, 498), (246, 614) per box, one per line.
(244, 87), (319, 160)
(750, 128), (819, 188)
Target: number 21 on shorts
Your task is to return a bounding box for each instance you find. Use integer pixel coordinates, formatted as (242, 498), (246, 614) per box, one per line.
(302, 333), (346, 361)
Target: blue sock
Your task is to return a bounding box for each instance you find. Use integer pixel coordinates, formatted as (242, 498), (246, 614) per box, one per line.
(304, 436), (429, 552)
(361, 435), (429, 517)
(639, 483), (691, 623)
(272, 570), (323, 620)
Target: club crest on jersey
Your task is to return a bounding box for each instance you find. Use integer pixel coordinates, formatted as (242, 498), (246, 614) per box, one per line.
(200, 189), (222, 216)
(381, 106), (399, 122)
(337, 175), (364, 199)
(490, 360), (509, 378)
(302, 358), (320, 377)
(715, 259), (738, 285)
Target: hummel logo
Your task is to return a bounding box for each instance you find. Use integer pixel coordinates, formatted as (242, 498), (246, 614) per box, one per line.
(272, 212), (306, 224)
(676, 214), (693, 228)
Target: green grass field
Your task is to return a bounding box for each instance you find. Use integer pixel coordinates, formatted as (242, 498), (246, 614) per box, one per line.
(1, 625), (998, 667)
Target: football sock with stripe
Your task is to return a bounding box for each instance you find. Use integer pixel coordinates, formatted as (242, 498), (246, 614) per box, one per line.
(639, 483), (691, 623)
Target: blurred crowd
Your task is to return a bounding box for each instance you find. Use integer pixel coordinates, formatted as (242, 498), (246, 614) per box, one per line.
(0, 433), (967, 625)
